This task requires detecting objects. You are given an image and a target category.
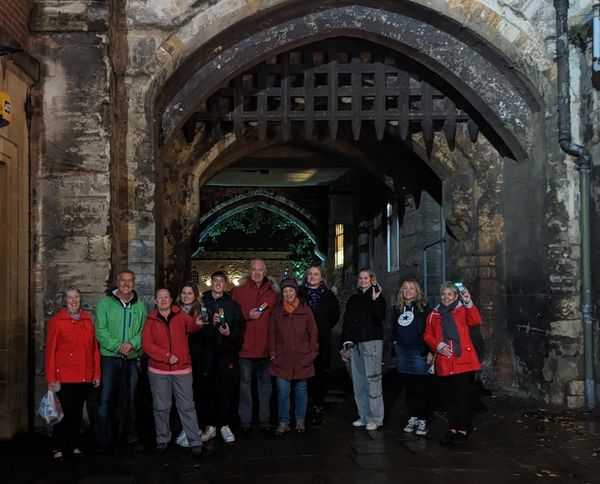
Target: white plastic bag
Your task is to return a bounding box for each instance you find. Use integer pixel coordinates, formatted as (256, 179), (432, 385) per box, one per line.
(38, 390), (64, 424)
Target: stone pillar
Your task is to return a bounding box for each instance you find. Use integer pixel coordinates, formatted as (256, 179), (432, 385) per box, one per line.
(30, 2), (112, 402)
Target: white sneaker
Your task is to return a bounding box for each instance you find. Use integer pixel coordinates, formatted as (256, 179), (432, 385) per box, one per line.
(220, 425), (236, 443)
(176, 430), (189, 448)
(201, 425), (217, 442)
(352, 418), (367, 427)
(415, 419), (428, 436)
(365, 422), (382, 431)
(403, 416), (419, 433)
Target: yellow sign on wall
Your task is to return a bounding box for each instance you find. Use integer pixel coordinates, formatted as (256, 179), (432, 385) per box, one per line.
(0, 92), (12, 127)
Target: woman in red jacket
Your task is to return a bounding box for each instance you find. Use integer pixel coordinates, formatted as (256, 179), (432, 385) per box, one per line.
(269, 278), (318, 435)
(45, 288), (101, 460)
(424, 282), (482, 445)
(142, 288), (204, 457)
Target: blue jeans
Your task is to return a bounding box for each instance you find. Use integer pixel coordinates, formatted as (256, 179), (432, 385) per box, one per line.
(95, 356), (139, 447)
(238, 358), (272, 426)
(275, 378), (307, 425)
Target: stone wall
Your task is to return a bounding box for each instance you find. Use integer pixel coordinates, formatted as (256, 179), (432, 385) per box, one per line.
(29, 2), (113, 409)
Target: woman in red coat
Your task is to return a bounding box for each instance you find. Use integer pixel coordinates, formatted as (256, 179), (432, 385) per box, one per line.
(269, 278), (318, 435)
(45, 288), (101, 460)
(424, 282), (482, 445)
(142, 288), (204, 457)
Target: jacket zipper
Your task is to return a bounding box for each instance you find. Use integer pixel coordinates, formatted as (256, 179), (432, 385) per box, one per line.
(161, 317), (173, 369)
(122, 308), (127, 344)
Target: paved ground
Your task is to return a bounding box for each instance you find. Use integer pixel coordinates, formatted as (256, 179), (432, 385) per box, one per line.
(2, 373), (600, 484)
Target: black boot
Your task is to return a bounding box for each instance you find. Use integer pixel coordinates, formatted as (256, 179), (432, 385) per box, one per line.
(310, 406), (324, 425)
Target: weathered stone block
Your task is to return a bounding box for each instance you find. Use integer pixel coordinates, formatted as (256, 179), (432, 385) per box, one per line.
(567, 395), (585, 409)
(567, 380), (584, 396)
(88, 235), (111, 261)
(549, 320), (583, 339)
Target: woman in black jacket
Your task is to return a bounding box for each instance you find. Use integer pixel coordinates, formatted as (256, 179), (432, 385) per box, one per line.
(340, 269), (386, 431)
(393, 279), (432, 436)
(299, 265), (340, 424)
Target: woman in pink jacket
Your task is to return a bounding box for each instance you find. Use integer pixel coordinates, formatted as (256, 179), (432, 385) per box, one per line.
(424, 282), (482, 445)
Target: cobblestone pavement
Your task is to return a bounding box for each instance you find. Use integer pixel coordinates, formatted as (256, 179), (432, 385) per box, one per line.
(2, 376), (600, 484)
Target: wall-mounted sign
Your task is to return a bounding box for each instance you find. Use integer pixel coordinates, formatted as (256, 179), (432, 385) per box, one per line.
(0, 92), (12, 127)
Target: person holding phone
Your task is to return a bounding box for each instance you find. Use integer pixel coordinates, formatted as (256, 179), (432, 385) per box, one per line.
(197, 271), (245, 444)
(340, 269), (386, 431)
(424, 281), (482, 445)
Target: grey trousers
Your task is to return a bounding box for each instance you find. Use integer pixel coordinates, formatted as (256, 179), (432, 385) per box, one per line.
(350, 340), (384, 426)
(148, 372), (201, 447)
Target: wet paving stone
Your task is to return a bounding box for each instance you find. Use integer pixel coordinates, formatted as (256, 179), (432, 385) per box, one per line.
(2, 389), (600, 483)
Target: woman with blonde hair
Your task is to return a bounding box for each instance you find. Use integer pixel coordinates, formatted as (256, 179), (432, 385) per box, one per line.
(424, 281), (482, 445)
(340, 268), (386, 431)
(393, 279), (432, 436)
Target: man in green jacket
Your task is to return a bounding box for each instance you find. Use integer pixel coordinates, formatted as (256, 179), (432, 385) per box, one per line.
(95, 270), (147, 452)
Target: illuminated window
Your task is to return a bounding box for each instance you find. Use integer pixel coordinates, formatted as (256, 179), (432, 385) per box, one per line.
(335, 224), (344, 268)
(190, 269), (199, 284)
(387, 203), (400, 272)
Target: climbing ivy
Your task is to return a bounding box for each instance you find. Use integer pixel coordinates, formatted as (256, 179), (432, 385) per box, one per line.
(199, 208), (315, 279)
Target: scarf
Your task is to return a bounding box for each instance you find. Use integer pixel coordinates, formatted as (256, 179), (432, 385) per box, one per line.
(69, 311), (81, 321)
(437, 299), (462, 356)
(302, 282), (326, 311)
(283, 298), (300, 314)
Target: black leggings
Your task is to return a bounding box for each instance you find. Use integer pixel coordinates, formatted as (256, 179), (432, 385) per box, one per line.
(399, 373), (432, 420)
(441, 372), (474, 432)
(53, 383), (91, 453)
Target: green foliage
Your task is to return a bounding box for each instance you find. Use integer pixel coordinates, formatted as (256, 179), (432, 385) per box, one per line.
(199, 207), (315, 278)
(568, 24), (589, 51)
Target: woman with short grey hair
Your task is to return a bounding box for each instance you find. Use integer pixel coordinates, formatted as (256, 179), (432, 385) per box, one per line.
(45, 288), (101, 460)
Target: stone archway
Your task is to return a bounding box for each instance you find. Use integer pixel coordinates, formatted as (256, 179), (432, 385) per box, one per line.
(119, 1), (580, 405)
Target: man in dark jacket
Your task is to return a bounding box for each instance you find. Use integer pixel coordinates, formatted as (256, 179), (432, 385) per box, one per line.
(196, 271), (245, 444)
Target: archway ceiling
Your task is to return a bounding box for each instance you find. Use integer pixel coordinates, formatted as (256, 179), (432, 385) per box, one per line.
(159, 5), (536, 163)
(206, 144), (351, 187)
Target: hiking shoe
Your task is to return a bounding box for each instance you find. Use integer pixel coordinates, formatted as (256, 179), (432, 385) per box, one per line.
(365, 422), (382, 431)
(403, 416), (419, 433)
(440, 430), (457, 445)
(415, 419), (428, 436)
(191, 445), (203, 458)
(176, 430), (189, 448)
(155, 442), (169, 454)
(274, 422), (290, 436)
(220, 425), (236, 443)
(310, 406), (324, 425)
(352, 418), (367, 427)
(128, 440), (144, 452)
(295, 421), (306, 433)
(452, 432), (468, 445)
(201, 426), (217, 442)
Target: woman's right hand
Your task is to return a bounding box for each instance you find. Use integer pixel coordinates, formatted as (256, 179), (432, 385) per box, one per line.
(48, 382), (61, 392)
(438, 344), (453, 357)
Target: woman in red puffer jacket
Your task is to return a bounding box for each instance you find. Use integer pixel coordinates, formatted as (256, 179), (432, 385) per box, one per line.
(424, 281), (482, 445)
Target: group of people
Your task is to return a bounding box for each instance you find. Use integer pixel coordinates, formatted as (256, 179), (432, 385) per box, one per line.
(44, 260), (483, 461)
